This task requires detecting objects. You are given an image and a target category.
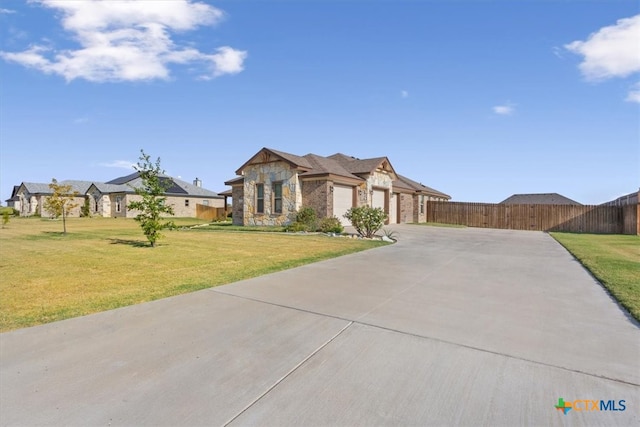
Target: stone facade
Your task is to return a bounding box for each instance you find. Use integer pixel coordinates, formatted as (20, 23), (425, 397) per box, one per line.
(18, 192), (84, 218)
(231, 186), (244, 225)
(399, 193), (414, 223)
(242, 161), (300, 226)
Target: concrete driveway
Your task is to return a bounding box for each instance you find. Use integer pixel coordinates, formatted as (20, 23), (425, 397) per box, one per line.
(1, 225), (638, 426)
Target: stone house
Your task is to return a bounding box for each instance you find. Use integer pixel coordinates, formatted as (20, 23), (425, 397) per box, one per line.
(224, 147), (450, 226)
(15, 174), (224, 218)
(87, 173), (224, 218)
(4, 186), (22, 212)
(16, 181), (92, 217)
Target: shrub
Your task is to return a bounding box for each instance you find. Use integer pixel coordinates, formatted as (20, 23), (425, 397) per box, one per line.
(319, 216), (344, 234)
(285, 221), (308, 232)
(344, 206), (387, 238)
(295, 207), (317, 231)
(80, 198), (91, 217)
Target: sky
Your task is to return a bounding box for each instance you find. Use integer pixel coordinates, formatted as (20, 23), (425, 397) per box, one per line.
(1, 0), (638, 205)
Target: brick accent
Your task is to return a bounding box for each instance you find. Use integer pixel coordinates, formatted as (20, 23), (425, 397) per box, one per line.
(399, 193), (414, 223)
(302, 180), (331, 218)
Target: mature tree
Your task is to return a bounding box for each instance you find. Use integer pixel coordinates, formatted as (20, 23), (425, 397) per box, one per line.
(43, 179), (79, 234)
(127, 150), (175, 247)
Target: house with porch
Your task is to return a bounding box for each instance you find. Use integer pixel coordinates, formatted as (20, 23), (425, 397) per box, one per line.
(225, 147), (450, 226)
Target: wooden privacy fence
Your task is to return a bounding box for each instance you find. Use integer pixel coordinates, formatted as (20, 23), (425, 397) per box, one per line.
(427, 201), (639, 235)
(195, 204), (227, 221)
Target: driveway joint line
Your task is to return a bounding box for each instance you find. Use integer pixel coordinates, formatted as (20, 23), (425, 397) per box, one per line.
(212, 289), (640, 388)
(222, 320), (354, 427)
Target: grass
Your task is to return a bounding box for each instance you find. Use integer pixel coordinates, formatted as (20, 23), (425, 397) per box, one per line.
(551, 232), (640, 321)
(0, 217), (387, 331)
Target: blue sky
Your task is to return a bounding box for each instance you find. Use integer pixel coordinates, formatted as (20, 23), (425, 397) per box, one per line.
(1, 0), (638, 205)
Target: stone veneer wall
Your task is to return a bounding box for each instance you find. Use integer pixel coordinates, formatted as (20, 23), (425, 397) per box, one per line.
(365, 171), (394, 206)
(243, 162), (300, 226)
(231, 186), (244, 225)
(301, 180), (331, 218)
(413, 195), (428, 223)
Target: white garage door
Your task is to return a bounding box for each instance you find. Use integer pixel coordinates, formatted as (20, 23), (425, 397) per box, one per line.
(372, 189), (386, 211)
(389, 193), (397, 224)
(333, 185), (353, 226)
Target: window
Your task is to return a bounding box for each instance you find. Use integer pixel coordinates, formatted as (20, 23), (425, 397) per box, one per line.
(256, 184), (264, 214)
(185, 199), (190, 207)
(202, 200), (209, 206)
(115, 196), (122, 213)
(273, 182), (283, 214)
(419, 195), (425, 214)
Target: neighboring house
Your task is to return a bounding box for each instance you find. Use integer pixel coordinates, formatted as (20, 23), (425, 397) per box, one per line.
(599, 190), (639, 207)
(88, 173), (224, 218)
(16, 181), (92, 217)
(15, 175), (224, 218)
(5, 186), (21, 212)
(500, 193), (582, 205)
(224, 147), (450, 226)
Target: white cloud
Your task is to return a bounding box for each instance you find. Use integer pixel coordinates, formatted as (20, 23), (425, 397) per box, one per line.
(493, 103), (515, 115)
(0, 8), (16, 14)
(626, 82), (640, 103)
(0, 0), (247, 82)
(401, 90), (409, 98)
(565, 15), (640, 81)
(100, 160), (136, 170)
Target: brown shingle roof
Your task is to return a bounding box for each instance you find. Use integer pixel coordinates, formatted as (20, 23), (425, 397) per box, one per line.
(299, 154), (363, 181)
(327, 153), (393, 175)
(500, 193), (581, 205)
(394, 174), (451, 199)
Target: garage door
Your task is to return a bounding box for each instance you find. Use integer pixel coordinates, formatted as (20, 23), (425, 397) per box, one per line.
(389, 193), (397, 224)
(333, 185), (353, 226)
(372, 189), (386, 211)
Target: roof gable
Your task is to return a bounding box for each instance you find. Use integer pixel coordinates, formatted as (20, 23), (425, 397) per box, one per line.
(327, 153), (397, 177)
(235, 147), (313, 175)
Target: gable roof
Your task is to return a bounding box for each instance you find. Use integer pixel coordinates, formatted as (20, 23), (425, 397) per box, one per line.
(500, 193), (582, 205)
(5, 185), (21, 202)
(299, 154), (363, 181)
(19, 180), (93, 195)
(104, 173), (222, 198)
(328, 153), (396, 177)
(235, 147), (313, 175)
(393, 174), (451, 199)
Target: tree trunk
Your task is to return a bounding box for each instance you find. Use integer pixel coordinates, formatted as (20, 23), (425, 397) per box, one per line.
(62, 208), (67, 234)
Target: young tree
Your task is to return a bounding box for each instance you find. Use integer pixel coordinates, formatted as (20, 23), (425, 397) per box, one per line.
(2, 209), (10, 229)
(43, 179), (80, 234)
(127, 150), (175, 247)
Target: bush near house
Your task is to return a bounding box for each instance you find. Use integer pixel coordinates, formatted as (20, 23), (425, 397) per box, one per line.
(319, 216), (344, 234)
(344, 206), (387, 238)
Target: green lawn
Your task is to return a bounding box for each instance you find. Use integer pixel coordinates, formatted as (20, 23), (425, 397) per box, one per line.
(0, 217), (387, 331)
(551, 232), (640, 321)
